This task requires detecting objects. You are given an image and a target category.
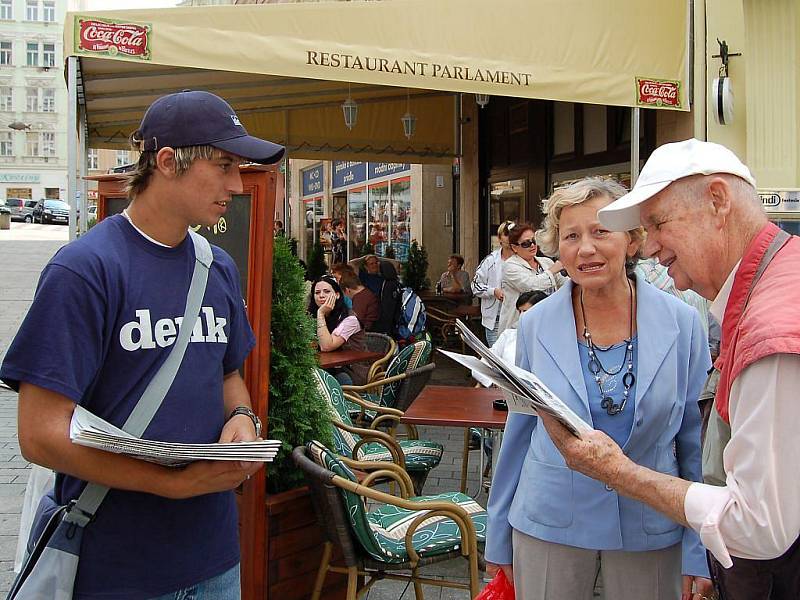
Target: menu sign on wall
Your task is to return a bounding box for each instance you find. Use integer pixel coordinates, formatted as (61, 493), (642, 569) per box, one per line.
(301, 164), (324, 197)
(333, 161), (409, 191)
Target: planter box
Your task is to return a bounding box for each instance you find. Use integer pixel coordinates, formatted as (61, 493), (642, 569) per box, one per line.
(266, 486), (348, 600)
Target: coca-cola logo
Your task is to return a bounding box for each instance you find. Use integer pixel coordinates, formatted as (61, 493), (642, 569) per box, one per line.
(77, 18), (151, 60)
(636, 78), (681, 109)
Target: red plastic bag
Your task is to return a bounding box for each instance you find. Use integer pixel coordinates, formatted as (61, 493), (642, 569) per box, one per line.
(475, 569), (515, 600)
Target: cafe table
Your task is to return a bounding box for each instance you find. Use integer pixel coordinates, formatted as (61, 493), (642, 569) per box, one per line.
(401, 385), (507, 494)
(316, 348), (385, 370)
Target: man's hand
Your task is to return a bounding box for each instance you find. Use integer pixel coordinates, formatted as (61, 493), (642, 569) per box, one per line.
(493, 288), (504, 301)
(220, 413), (258, 443)
(537, 412), (628, 486)
(486, 562), (513, 586)
(168, 459), (263, 499)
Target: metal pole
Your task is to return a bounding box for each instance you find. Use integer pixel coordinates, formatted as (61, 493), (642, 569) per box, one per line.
(631, 107), (641, 186)
(67, 56), (78, 241)
(78, 105), (88, 235)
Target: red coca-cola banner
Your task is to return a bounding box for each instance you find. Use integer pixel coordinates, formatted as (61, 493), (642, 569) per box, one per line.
(636, 78), (681, 109)
(77, 18), (151, 60)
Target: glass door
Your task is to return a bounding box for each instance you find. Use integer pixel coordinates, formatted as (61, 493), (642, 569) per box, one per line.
(489, 178), (525, 250)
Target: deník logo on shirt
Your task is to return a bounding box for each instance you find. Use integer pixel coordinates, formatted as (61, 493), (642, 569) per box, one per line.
(119, 307), (228, 351)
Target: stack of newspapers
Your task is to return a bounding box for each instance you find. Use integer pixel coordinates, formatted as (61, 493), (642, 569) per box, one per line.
(70, 406), (281, 467)
(440, 320), (592, 438)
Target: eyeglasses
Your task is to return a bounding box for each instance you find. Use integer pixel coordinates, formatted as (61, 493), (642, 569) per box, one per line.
(512, 239), (536, 249)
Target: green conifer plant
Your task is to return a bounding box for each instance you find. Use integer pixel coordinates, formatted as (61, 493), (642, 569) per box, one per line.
(267, 236), (332, 493)
(402, 239), (430, 292)
(305, 240), (328, 281)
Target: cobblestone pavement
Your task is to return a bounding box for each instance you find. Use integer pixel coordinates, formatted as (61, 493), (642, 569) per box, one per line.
(0, 237), (67, 594)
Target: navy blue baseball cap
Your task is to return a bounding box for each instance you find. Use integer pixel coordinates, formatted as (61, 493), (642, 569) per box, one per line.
(134, 90), (285, 164)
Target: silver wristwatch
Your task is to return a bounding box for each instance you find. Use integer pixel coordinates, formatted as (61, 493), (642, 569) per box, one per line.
(228, 406), (262, 437)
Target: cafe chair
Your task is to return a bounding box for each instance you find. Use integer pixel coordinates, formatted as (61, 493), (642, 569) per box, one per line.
(293, 442), (484, 600)
(425, 306), (466, 353)
(342, 339), (432, 422)
(314, 368), (442, 495)
(362, 332), (397, 383)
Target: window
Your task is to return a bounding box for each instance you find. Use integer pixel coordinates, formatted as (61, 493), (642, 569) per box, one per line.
(42, 43), (54, 67)
(41, 88), (54, 112)
(0, 0), (12, 20)
(41, 132), (55, 156)
(87, 148), (98, 170)
(0, 40), (12, 66)
(43, 0), (54, 22)
(0, 131), (11, 156)
(25, 131), (38, 156)
(26, 0), (37, 21)
(0, 86), (11, 111)
(116, 150), (128, 167)
(26, 42), (38, 67)
(26, 87), (37, 112)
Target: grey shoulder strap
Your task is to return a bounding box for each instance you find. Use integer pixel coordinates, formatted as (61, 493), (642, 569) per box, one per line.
(65, 230), (213, 526)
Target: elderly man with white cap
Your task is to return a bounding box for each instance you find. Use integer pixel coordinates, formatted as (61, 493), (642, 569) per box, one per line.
(539, 138), (800, 600)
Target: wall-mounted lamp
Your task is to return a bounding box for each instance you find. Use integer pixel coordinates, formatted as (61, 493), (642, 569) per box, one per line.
(401, 89), (416, 139)
(712, 38), (741, 126)
(342, 83), (358, 130)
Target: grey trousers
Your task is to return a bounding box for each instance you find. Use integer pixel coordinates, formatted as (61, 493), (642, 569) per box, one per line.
(512, 529), (682, 600)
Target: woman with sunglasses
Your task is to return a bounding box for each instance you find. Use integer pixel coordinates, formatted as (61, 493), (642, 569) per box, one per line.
(497, 222), (565, 333)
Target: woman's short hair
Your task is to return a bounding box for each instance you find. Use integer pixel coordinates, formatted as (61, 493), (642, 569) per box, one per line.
(330, 262), (356, 278)
(338, 270), (361, 291)
(508, 221), (536, 246)
(536, 177), (644, 258)
(449, 254), (465, 268)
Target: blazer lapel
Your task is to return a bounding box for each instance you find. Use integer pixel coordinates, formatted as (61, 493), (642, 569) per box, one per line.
(535, 281), (591, 415)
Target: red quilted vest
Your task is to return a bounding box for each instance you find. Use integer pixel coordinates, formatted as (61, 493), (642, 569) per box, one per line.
(714, 222), (800, 423)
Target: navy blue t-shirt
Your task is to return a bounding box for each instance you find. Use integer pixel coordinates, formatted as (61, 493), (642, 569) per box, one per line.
(0, 215), (256, 598)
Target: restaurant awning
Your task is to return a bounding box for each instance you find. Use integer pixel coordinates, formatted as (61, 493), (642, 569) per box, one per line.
(64, 0), (689, 163)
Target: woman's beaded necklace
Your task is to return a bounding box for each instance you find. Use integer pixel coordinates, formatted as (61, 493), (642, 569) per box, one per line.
(579, 279), (636, 416)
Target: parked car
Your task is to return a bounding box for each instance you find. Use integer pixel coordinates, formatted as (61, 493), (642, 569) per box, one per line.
(88, 204), (97, 219)
(32, 199), (70, 225)
(22, 200), (37, 222)
(2, 198), (26, 222)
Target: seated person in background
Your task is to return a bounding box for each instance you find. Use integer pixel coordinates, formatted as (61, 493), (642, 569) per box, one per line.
(308, 275), (368, 384)
(359, 254), (384, 296)
(338, 270), (380, 331)
(373, 260), (402, 336)
(471, 291), (547, 387)
(438, 254), (471, 294)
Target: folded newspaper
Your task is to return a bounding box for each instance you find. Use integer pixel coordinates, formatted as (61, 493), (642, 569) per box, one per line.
(439, 320), (592, 438)
(70, 405), (281, 467)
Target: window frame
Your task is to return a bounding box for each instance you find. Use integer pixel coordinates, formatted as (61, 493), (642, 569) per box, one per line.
(41, 131), (55, 157)
(0, 131), (12, 157)
(26, 41), (38, 67)
(0, 85), (12, 111)
(42, 0), (55, 22)
(0, 0), (12, 21)
(41, 87), (54, 112)
(25, 87), (38, 112)
(42, 43), (55, 67)
(0, 40), (13, 66)
(25, 0), (38, 21)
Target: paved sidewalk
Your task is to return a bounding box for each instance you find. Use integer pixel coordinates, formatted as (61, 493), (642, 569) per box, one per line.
(0, 239), (66, 594)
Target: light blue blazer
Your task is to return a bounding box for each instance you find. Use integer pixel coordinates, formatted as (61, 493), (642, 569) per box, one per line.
(485, 276), (711, 577)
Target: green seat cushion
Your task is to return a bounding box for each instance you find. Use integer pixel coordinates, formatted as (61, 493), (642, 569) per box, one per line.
(367, 491), (487, 563)
(358, 439), (443, 471)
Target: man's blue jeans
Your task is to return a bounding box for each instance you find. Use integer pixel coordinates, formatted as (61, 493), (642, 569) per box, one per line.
(149, 564), (240, 600)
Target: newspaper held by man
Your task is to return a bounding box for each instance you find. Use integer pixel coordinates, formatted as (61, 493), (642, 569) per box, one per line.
(70, 405), (281, 467)
(439, 320), (592, 438)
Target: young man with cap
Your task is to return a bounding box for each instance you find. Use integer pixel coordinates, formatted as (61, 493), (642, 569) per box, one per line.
(0, 90), (284, 599)
(539, 139), (800, 600)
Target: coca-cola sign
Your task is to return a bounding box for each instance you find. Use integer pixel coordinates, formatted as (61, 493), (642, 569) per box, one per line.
(76, 18), (151, 61)
(636, 77), (681, 109)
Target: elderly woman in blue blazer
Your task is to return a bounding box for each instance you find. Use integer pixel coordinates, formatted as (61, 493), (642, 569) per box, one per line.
(485, 178), (712, 599)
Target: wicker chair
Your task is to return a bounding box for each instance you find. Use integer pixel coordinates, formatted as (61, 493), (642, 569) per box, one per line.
(361, 332), (397, 383)
(293, 443), (484, 600)
(314, 368), (442, 494)
(425, 306), (465, 352)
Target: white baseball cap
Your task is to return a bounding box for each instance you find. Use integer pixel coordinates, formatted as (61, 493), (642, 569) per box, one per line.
(598, 138), (756, 231)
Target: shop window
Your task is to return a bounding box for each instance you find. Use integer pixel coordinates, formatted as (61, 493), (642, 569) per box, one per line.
(368, 182), (389, 256)
(0, 40), (11, 65)
(45, 187), (59, 199)
(0, 131), (11, 156)
(390, 177), (411, 261)
(489, 179), (525, 250)
(552, 102), (575, 155)
(43, 0), (55, 22)
(348, 187), (367, 258)
(583, 105), (607, 155)
(87, 148), (98, 170)
(26, 42), (37, 66)
(7, 187), (32, 199)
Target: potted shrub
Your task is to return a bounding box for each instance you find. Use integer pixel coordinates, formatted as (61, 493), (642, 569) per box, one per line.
(402, 239), (430, 292)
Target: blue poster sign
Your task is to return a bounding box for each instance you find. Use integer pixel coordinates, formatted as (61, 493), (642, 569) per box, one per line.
(332, 161), (367, 190)
(368, 162), (410, 180)
(301, 164), (324, 197)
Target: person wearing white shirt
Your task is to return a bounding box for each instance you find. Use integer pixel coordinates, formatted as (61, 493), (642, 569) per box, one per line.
(540, 139), (800, 600)
(472, 221), (515, 347)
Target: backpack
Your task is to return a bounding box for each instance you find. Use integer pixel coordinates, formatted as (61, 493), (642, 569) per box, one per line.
(395, 287), (427, 340)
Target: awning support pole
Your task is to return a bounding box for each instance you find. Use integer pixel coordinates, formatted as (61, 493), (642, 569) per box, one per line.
(67, 56), (78, 241)
(79, 104), (88, 235)
(631, 107), (641, 186)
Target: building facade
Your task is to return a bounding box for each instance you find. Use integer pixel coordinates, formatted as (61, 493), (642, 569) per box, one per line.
(0, 0), (68, 203)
